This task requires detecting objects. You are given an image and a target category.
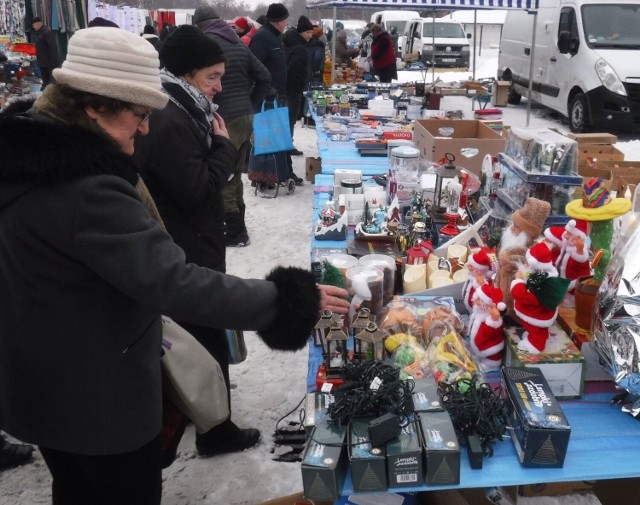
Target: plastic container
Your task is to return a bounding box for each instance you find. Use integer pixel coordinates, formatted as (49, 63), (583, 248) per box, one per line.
(326, 253), (358, 287)
(358, 254), (396, 306)
(390, 146), (420, 174)
(346, 266), (384, 319)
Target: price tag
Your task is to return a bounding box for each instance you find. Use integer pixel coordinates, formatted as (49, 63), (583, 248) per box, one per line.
(370, 376), (382, 391)
(321, 382), (333, 393)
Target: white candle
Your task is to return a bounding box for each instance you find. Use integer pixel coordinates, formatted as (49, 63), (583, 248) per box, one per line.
(447, 244), (468, 263)
(428, 269), (452, 288)
(404, 264), (427, 294)
(431, 277), (454, 289)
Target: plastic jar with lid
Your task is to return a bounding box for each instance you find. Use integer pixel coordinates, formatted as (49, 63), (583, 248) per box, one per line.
(326, 253), (358, 287)
(358, 254), (396, 306)
(390, 146), (420, 175)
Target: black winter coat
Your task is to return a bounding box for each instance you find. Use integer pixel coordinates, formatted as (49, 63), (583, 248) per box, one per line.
(134, 97), (236, 273)
(32, 25), (60, 68)
(282, 29), (310, 95)
(0, 107), (321, 456)
(201, 19), (271, 118)
(250, 23), (287, 97)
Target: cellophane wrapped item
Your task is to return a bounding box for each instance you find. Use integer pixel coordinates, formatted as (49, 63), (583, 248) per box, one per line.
(592, 217), (640, 417)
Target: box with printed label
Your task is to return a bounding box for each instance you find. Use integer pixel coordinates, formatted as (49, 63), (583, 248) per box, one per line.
(303, 392), (334, 435)
(348, 417), (387, 492)
(412, 376), (444, 412)
(418, 411), (460, 485)
(386, 415), (424, 488)
(301, 422), (347, 502)
(502, 367), (571, 468)
(504, 324), (585, 399)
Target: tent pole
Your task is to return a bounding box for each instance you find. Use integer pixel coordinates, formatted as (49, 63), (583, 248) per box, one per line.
(331, 6), (337, 85)
(472, 9), (477, 80)
(526, 11), (538, 127)
(432, 9), (435, 83)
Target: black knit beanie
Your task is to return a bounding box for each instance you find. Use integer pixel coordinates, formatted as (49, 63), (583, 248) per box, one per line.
(160, 25), (225, 76)
(192, 5), (220, 25)
(296, 15), (314, 33)
(266, 3), (289, 23)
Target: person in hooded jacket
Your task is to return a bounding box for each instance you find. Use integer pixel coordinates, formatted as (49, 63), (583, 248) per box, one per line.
(192, 5), (271, 247)
(370, 24), (397, 83)
(0, 26), (349, 504)
(282, 16), (314, 151)
(306, 22), (326, 86)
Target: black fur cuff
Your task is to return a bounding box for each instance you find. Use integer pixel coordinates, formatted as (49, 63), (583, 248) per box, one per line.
(258, 266), (321, 351)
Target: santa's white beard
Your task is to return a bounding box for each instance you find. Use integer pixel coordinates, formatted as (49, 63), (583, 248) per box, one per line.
(501, 226), (530, 251)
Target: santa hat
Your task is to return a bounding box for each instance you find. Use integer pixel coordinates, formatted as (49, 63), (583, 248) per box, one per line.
(565, 219), (588, 242)
(526, 242), (558, 276)
(475, 284), (506, 311)
(234, 17), (249, 31)
(512, 198), (551, 238)
(467, 250), (492, 272)
(544, 226), (564, 248)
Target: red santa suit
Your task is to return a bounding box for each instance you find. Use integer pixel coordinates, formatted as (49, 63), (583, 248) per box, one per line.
(468, 284), (506, 371)
(462, 249), (493, 313)
(544, 226), (565, 265)
(556, 219), (591, 294)
(511, 242), (560, 353)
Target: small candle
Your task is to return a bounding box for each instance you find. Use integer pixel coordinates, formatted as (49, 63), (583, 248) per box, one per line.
(404, 264), (427, 294)
(428, 269), (451, 288)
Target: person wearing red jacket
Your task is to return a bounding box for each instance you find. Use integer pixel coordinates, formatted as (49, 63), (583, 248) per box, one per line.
(369, 24), (397, 83)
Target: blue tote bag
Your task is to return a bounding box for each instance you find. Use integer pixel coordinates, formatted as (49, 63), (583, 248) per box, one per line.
(252, 99), (294, 155)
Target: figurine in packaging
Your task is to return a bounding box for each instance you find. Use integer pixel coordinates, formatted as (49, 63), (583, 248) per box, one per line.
(556, 219), (591, 308)
(543, 226), (565, 265)
(462, 249), (494, 314)
(511, 242), (570, 354)
(468, 284), (506, 371)
(495, 198), (551, 322)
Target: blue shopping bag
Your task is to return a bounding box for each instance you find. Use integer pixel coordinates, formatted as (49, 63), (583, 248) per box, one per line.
(252, 99), (294, 155)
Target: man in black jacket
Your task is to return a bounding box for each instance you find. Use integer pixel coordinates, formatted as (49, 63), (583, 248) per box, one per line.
(194, 5), (272, 246)
(250, 3), (304, 183)
(30, 17), (60, 90)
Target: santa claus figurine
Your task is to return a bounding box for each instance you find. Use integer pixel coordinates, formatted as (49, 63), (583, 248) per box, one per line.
(462, 249), (494, 314)
(468, 284), (506, 371)
(555, 219), (591, 307)
(543, 226), (565, 265)
(511, 242), (569, 354)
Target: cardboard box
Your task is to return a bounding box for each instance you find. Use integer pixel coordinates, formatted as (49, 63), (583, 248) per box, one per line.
(259, 492), (332, 505)
(301, 422), (348, 502)
(348, 418), (387, 492)
(413, 119), (506, 176)
(502, 367), (571, 468)
(386, 415), (424, 488)
(577, 143), (624, 163)
(306, 157), (322, 183)
(504, 324), (586, 399)
(598, 160), (640, 192)
(418, 411), (460, 485)
(492, 80), (510, 107)
(567, 132), (618, 144)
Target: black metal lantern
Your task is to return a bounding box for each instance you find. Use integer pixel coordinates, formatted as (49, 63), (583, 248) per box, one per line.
(354, 321), (388, 363)
(434, 153), (458, 212)
(325, 321), (349, 378)
(314, 309), (336, 346)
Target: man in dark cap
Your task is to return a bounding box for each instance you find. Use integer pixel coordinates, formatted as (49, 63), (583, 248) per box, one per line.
(30, 16), (60, 90)
(142, 24), (162, 52)
(249, 3), (304, 183)
(282, 15), (314, 155)
(87, 16), (119, 28)
(193, 4), (271, 249)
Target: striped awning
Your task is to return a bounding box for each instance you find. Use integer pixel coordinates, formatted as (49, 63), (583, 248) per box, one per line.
(306, 0), (538, 10)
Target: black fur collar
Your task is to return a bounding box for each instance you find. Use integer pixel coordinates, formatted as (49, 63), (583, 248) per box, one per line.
(0, 112), (138, 186)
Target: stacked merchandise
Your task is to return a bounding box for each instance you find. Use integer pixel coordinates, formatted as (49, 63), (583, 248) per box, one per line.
(473, 108), (503, 134)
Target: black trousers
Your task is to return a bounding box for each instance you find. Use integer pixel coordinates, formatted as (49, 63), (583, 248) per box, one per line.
(39, 435), (162, 505)
(40, 67), (54, 89)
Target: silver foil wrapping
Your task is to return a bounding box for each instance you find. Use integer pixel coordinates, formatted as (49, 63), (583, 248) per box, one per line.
(592, 217), (640, 416)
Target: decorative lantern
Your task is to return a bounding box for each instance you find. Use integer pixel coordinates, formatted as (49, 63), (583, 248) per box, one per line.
(440, 176), (463, 236)
(350, 307), (372, 338)
(325, 320), (349, 378)
(354, 321), (388, 362)
(313, 308), (336, 346)
(434, 153), (458, 212)
(407, 240), (433, 265)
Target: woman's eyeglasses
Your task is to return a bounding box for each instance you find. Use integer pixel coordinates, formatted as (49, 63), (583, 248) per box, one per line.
(128, 107), (152, 127)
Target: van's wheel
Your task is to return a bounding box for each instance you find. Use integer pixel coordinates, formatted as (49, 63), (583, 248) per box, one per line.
(507, 87), (521, 105)
(569, 92), (589, 133)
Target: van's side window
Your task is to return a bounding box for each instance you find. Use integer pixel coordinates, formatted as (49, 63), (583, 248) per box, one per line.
(558, 7), (579, 55)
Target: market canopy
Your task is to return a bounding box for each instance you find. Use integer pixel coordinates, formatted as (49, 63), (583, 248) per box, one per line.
(306, 0), (538, 10)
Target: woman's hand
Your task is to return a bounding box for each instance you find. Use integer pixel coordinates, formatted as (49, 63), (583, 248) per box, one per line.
(211, 112), (229, 139)
(318, 284), (350, 315)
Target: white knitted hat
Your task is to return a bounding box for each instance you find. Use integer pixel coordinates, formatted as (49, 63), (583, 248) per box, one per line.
(53, 27), (168, 110)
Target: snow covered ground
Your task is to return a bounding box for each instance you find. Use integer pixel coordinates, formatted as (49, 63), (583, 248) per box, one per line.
(1, 48), (638, 505)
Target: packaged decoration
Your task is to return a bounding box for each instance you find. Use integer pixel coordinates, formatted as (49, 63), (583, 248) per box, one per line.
(504, 127), (578, 176)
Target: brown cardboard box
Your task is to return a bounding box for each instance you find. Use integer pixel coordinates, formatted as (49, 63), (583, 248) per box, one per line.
(413, 119), (506, 176)
(567, 132), (618, 144)
(519, 481), (595, 497)
(577, 144), (624, 164)
(305, 157), (322, 183)
(598, 160), (640, 191)
(492, 80), (510, 107)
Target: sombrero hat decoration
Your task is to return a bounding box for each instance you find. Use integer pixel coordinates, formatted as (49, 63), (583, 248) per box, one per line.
(566, 177), (631, 221)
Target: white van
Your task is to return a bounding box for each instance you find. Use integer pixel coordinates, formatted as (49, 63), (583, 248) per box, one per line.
(403, 18), (471, 67)
(498, 0), (640, 132)
(370, 10), (420, 54)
